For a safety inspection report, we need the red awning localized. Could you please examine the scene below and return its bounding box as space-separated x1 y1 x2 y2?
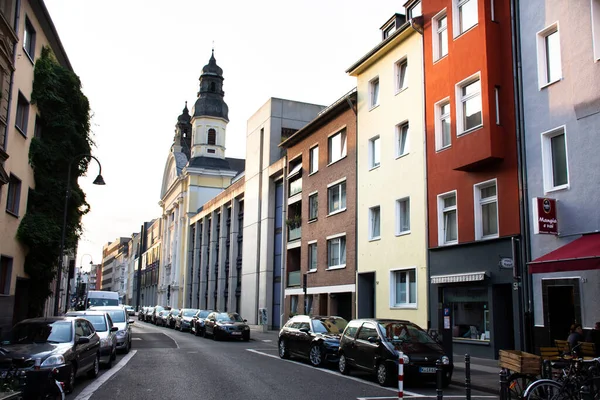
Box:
529 233 600 273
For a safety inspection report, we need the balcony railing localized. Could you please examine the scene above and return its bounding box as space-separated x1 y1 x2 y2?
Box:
287 271 301 287
288 226 301 241
289 177 302 197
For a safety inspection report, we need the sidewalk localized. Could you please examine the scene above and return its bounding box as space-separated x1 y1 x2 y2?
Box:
249 327 500 394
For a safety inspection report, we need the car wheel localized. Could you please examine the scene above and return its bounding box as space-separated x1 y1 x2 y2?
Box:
309 344 325 367
105 353 113 369
111 346 117 361
194 325 200 336
66 362 77 393
278 339 290 359
88 354 99 379
202 328 209 338
213 329 219 341
339 353 351 375
124 339 130 354
376 362 392 386
243 333 250 342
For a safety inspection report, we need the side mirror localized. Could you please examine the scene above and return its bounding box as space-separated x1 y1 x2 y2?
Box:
110 326 118 332
243 319 247 323
76 337 90 345
367 336 380 343
299 328 310 334
128 319 135 324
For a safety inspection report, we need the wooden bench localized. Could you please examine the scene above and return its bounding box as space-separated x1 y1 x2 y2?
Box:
555 339 571 354
539 346 561 361
578 341 596 357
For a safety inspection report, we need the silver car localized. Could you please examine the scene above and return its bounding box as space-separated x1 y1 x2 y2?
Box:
90 306 133 353
65 310 117 368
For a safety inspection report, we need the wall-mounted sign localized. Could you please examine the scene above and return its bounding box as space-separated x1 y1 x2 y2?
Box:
499 257 514 269
532 197 558 235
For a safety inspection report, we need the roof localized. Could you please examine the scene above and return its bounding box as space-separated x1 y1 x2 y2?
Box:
529 233 600 273
187 156 245 174
32 0 73 70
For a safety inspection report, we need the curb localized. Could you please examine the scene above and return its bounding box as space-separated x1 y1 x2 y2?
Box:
450 380 498 395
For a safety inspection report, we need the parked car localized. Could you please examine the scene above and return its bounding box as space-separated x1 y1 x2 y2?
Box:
65 310 117 368
278 315 348 367
151 306 166 324
203 312 250 341
191 310 213 336
0 317 100 393
90 306 134 353
175 309 198 331
166 308 180 329
122 305 135 317
155 310 169 327
338 319 453 387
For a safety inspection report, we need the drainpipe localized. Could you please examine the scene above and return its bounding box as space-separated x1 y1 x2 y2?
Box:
510 0 533 352
346 92 357 318
280 158 287 328
255 128 264 325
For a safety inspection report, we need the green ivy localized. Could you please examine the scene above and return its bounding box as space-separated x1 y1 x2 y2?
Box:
16 46 94 317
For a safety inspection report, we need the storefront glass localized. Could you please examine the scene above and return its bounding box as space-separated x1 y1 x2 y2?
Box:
445 286 490 342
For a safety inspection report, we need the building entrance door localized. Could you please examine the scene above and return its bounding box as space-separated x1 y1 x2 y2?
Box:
547 285 575 345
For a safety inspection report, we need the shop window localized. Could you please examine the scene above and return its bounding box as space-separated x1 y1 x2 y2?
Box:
446 286 490 342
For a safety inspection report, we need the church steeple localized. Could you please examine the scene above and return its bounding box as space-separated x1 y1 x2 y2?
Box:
172 101 192 159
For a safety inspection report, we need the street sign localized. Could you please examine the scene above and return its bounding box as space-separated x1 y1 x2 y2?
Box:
532 197 558 235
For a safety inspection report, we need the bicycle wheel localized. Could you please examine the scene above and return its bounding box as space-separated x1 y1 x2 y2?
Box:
524 380 568 400
508 373 537 400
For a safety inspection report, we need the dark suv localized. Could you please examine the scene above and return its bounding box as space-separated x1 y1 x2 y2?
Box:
338 319 453 387
278 315 348 367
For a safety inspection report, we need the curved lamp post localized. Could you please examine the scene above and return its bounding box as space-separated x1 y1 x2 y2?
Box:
54 154 105 316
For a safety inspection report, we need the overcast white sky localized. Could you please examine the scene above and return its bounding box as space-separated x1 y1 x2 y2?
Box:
44 0 405 271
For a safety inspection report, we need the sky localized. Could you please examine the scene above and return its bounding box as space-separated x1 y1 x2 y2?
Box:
43 0 406 271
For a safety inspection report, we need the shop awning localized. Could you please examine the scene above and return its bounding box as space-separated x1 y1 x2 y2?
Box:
287 163 302 179
528 233 600 274
430 271 488 284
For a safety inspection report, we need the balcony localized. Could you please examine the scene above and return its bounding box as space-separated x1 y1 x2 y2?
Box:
287 271 301 287
288 225 301 242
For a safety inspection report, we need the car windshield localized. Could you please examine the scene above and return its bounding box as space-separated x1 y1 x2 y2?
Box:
198 311 211 318
155 306 164 312
82 315 107 332
9 321 73 344
216 313 243 322
105 310 126 323
379 322 436 344
87 298 119 307
312 317 348 334
182 309 196 317
171 310 180 316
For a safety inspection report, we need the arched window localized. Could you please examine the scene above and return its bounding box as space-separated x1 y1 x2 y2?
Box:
210 82 216 92
207 129 216 145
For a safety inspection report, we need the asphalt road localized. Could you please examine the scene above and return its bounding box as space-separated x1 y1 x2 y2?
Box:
66 320 499 400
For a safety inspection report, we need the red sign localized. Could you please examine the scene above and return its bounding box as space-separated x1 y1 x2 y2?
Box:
532 197 558 235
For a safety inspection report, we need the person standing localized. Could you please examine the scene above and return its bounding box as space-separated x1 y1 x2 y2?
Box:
585 321 600 356
567 323 584 351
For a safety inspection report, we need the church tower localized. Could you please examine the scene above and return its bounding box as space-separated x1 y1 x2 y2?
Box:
190 50 229 159
172 101 192 159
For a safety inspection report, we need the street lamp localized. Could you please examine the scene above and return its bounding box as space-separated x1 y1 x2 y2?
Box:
54 154 105 316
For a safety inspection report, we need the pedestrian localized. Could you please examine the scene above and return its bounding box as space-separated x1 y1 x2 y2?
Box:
567 323 584 351
585 321 600 356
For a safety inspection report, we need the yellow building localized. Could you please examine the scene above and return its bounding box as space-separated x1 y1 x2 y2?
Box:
347 14 428 327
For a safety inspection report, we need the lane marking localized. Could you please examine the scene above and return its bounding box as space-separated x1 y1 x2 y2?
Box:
246 349 422 396
357 397 497 400
74 350 137 400
132 322 180 348
161 331 180 349
262 339 273 343
132 337 142 341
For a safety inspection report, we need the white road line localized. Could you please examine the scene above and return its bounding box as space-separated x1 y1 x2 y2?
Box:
246 349 422 397
357 397 498 399
261 339 273 342
74 350 137 400
131 337 142 340
158 331 180 349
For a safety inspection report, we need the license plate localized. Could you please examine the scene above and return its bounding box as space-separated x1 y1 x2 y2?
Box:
419 367 436 373
231 332 242 335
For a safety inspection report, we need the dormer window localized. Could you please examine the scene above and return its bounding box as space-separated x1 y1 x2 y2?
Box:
383 24 396 39
407 1 422 19
207 128 216 145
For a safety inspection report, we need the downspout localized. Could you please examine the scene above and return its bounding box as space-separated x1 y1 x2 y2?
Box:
280 159 287 328
346 92 357 319
255 128 264 325
510 0 533 352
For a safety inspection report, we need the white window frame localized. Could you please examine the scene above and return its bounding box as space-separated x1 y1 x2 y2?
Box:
308 241 317 272
453 0 478 37
408 1 422 19
369 135 381 169
396 197 411 236
435 97 451 151
328 129 347 165
23 17 36 61
369 205 381 241
536 22 562 89
593 0 600 61
474 179 499 240
495 86 500 125
395 121 409 158
437 190 458 246
455 72 483 135
433 9 448 62
491 0 496 21
369 77 380 109
326 234 346 270
309 145 319 174
327 179 347 215
390 267 417 308
541 125 570 193
395 57 408 93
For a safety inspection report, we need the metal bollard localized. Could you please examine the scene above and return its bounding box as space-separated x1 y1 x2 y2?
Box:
499 367 509 400
398 351 404 400
436 359 443 400
465 354 471 400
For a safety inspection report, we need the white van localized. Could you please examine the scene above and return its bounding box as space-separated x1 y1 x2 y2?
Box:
86 290 120 308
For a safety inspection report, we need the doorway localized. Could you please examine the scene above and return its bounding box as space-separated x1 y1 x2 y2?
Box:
357 272 375 318
547 285 576 344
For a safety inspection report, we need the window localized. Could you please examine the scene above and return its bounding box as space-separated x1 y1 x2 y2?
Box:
383 24 396 39
593 0 600 61
34 115 42 139
6 174 21 216
23 17 36 60
447 286 490 341
305 295 313 314
327 235 346 269
408 1 422 19
434 11 448 60
435 99 451 150
541 126 569 192
207 128 216 145
309 146 318 174
495 87 500 125
369 136 380 169
308 193 318 221
0 256 12 295
327 181 346 214
357 323 377 341
456 76 482 134
308 243 317 271
396 122 409 157
369 206 381 240
290 296 298 314
396 198 410 234
369 77 379 108
15 92 29 135
474 180 498 240
395 58 408 92
455 0 478 36
328 129 347 164
537 23 562 88
391 268 417 307
438 191 457 245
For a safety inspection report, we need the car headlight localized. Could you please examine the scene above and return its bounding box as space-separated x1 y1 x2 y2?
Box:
41 355 65 367
100 338 111 347
244 326 250 331
395 351 410 364
116 330 126 338
442 356 450 365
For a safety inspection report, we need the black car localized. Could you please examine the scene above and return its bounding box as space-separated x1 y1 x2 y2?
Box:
166 309 180 329
338 319 453 387
278 315 348 367
203 312 250 341
190 310 213 336
0 317 101 393
175 309 198 331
